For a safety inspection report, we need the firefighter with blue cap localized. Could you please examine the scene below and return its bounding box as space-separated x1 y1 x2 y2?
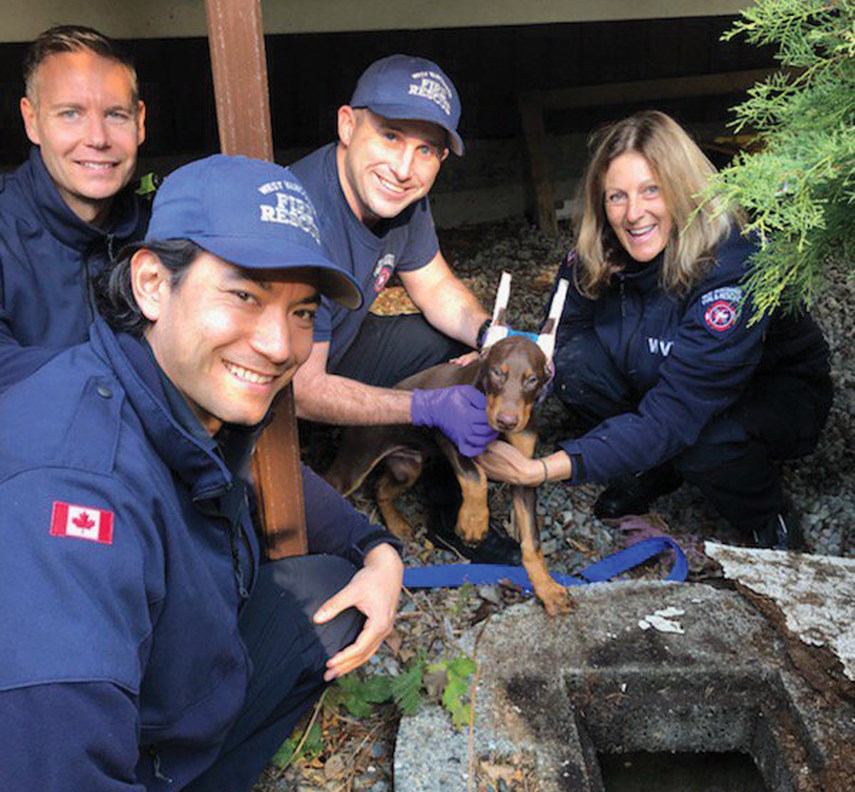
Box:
0 154 405 792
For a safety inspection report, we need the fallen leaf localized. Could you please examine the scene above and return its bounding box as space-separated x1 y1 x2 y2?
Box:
384 629 403 657
323 754 347 781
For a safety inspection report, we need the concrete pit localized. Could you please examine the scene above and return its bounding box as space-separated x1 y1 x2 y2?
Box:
395 557 854 792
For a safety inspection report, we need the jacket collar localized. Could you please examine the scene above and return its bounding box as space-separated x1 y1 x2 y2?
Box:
23 146 144 252
89 317 235 501
614 228 754 295
614 250 664 293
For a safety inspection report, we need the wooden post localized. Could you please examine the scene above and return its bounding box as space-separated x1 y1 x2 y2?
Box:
518 92 558 235
204 0 307 558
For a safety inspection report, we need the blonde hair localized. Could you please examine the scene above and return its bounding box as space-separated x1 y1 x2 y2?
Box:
575 111 737 298
23 25 139 106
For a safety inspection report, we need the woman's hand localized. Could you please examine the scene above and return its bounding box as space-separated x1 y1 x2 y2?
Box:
478 443 573 487
477 440 543 486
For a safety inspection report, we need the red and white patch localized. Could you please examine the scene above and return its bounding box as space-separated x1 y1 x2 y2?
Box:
704 300 738 333
372 253 396 293
50 501 114 545
373 266 392 292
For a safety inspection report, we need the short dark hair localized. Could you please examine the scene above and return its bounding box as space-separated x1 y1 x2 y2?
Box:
23 25 139 103
94 240 203 336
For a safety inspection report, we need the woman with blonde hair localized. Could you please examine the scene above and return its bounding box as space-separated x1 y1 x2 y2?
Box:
480 111 831 548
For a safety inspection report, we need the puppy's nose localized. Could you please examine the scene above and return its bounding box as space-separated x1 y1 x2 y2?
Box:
496 413 519 432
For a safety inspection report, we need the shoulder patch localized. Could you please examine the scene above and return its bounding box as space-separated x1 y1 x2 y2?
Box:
50 501 114 545
700 286 743 334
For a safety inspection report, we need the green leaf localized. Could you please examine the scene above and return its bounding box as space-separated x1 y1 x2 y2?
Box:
134 172 159 197
391 656 426 715
446 655 477 679
438 654 478 730
703 0 855 315
327 674 375 718
272 719 324 768
361 674 394 704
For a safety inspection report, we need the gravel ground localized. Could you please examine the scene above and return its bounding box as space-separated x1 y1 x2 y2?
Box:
253 218 852 792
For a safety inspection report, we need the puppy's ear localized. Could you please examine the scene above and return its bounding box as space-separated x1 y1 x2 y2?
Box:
475 353 493 393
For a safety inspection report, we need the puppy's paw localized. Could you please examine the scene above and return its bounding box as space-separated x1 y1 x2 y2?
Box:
382 511 415 541
455 502 489 545
533 578 573 616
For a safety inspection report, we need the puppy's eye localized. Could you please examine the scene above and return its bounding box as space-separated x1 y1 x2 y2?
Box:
525 374 540 389
490 366 506 382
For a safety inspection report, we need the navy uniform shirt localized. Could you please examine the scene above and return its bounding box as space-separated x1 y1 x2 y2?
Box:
290 143 438 368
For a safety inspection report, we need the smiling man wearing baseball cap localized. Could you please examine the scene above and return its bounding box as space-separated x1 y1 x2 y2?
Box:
0 154 404 792
290 54 520 564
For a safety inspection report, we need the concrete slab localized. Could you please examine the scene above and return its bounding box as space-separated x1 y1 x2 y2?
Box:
394 581 854 792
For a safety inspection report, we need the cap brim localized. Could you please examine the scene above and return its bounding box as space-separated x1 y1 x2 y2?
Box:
193 234 364 310
360 101 464 156
119 236 364 311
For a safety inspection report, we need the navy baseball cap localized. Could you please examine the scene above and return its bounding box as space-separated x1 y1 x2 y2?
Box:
142 154 362 309
349 54 464 156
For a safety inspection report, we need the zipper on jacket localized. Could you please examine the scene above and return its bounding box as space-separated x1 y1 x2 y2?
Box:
619 274 644 378
228 522 250 602
106 233 117 263
148 745 173 783
82 247 95 325
83 234 119 325
241 489 260 591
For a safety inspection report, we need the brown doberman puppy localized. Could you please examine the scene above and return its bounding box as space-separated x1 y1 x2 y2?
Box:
324 334 572 615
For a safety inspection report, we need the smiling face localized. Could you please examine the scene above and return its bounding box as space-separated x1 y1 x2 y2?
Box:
20 49 145 226
136 251 319 436
336 107 447 226
603 151 673 264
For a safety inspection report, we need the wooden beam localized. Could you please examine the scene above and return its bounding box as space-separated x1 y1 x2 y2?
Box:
535 68 783 110
205 0 307 559
518 68 783 234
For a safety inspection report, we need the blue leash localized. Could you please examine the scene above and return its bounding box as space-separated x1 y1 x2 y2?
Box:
402 536 688 592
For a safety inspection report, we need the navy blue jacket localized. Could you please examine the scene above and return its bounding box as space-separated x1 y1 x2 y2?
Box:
0 318 394 791
556 230 828 484
0 147 147 389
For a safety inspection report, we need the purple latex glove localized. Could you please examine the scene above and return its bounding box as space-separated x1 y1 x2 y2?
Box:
411 385 499 457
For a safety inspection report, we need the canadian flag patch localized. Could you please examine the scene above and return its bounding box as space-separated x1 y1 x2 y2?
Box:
50 501 114 545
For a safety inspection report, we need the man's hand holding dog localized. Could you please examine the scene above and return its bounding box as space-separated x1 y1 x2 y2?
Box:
411 384 499 456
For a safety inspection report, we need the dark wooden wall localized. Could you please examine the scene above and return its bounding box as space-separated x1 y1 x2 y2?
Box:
0 16 776 168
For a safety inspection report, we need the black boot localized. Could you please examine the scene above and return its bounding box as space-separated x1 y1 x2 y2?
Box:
423 461 521 565
426 501 522 565
752 506 805 551
593 465 682 520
